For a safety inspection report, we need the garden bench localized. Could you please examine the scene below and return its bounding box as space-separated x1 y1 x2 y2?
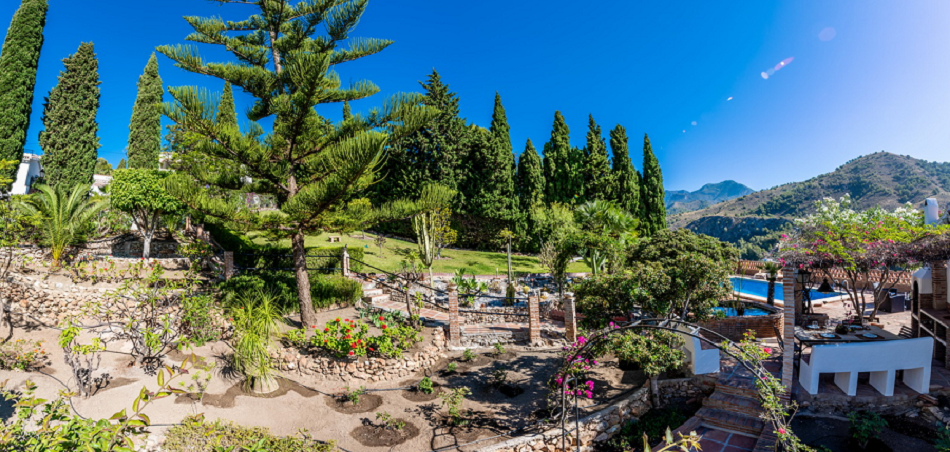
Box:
676 324 720 375
799 337 933 396
327 236 341 243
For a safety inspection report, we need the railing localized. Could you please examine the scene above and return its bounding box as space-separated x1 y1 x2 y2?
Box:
737 259 914 287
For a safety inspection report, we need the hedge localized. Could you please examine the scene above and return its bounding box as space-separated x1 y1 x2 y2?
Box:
219 271 363 314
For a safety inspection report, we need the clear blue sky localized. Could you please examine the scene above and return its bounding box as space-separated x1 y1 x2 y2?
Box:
2 0 949 191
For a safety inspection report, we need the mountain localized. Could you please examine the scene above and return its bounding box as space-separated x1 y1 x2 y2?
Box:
665 180 755 215
671 152 950 258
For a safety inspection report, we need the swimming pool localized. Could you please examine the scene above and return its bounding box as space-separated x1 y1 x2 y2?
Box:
712 306 772 317
729 277 845 301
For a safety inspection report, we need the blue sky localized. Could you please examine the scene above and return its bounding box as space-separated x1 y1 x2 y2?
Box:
2 1 948 191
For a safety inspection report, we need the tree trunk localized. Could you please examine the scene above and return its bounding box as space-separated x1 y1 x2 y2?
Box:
293 231 317 326
649 375 660 407
766 279 776 306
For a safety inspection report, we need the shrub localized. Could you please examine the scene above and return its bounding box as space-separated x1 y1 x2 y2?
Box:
605 407 687 451
446 362 458 373
848 411 887 448
418 377 434 394
179 294 224 347
219 271 297 314
163 415 337 452
375 412 405 431
439 387 472 426
936 425 950 452
313 318 370 357
310 274 362 309
462 349 476 362
230 289 284 390
0 339 48 371
493 343 506 356
343 386 366 404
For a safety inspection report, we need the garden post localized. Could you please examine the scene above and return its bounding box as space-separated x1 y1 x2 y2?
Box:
563 294 577 343
341 245 350 277
781 266 797 394
224 251 234 280
528 294 541 345
185 216 192 232
448 282 461 347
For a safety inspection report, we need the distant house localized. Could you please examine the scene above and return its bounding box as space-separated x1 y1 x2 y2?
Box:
11 153 42 195
91 174 112 195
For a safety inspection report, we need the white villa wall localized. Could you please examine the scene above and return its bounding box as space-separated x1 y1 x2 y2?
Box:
11 153 42 195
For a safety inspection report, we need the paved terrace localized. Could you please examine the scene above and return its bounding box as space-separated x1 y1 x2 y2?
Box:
371 298 566 335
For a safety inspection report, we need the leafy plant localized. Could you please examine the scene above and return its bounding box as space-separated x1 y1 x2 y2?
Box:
605 407 687 451
109 169 185 258
462 349 476 362
374 234 387 256
343 386 367 405
490 367 508 388
446 362 458 373
313 318 369 358
16 183 105 266
58 320 107 398
0 339 48 371
417 377 434 394
179 294 224 347
439 387 472 426
847 411 887 448
936 425 950 452
375 412 405 432
162 415 337 452
493 342 506 356
231 289 284 392
605 330 684 406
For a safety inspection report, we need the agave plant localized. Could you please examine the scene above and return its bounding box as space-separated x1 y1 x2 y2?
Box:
17 184 105 267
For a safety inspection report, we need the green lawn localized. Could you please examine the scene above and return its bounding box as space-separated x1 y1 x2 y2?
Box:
249 231 590 276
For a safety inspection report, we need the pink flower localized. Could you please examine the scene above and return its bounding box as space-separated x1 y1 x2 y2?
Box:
778 428 786 435
762 347 772 354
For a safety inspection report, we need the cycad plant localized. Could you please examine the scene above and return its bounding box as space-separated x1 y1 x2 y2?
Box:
231 289 284 394
17 184 104 266
762 261 781 306
158 0 434 327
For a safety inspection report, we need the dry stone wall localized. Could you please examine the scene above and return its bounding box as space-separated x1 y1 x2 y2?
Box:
1 273 119 325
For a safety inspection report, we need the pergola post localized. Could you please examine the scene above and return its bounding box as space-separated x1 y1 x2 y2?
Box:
781 266 798 394
447 282 461 348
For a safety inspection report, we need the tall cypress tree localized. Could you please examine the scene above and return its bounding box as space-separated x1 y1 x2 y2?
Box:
218 81 236 126
543 111 571 204
0 0 48 185
609 125 640 216
517 139 544 210
38 42 100 190
126 53 163 169
465 94 515 221
582 114 612 201
116 158 127 170
639 133 667 236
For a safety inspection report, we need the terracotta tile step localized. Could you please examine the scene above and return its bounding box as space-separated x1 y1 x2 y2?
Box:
752 432 778 452
696 408 765 437
704 392 764 417
651 416 704 452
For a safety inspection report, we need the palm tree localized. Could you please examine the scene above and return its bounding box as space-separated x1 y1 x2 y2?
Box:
18 184 105 266
575 200 638 274
762 262 781 306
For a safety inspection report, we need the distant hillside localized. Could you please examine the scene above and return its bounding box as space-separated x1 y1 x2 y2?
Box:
665 180 755 215
671 152 950 258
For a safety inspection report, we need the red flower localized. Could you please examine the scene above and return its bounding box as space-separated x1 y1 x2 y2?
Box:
345 334 351 339
379 316 384 321
344 318 349 322
348 351 354 355
369 347 374 352
381 324 388 330
351 343 357 348
324 328 330 332
311 325 316 329
357 339 362 343
335 317 341 322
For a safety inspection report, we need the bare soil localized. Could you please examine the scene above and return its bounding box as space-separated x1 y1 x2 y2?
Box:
350 420 420 447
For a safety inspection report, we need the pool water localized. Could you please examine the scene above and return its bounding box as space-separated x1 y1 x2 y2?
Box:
712 307 772 317
729 277 845 302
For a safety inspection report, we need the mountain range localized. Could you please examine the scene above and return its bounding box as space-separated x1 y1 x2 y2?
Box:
669 152 950 258
665 180 754 215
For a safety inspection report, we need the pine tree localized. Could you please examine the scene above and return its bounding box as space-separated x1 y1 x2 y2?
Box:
116 158 127 170
38 42 100 190
94 157 112 175
342 101 352 121
609 125 640 216
374 70 469 203
126 53 163 169
0 0 48 185
218 82 236 126
543 111 572 204
639 134 667 236
581 114 612 202
159 0 433 327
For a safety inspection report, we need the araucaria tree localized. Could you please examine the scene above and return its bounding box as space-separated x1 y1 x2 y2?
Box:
159 0 433 326
110 169 184 259
639 134 666 236
0 0 48 185
39 42 100 190
126 53 163 169
609 125 640 217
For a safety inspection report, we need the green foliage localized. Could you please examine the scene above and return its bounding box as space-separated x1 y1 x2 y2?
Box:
582 114 613 202
605 407 687 451
375 412 405 431
158 0 434 327
0 339 48 371
310 275 362 310
543 111 575 204
218 82 236 126
343 386 367 405
109 169 184 258
604 330 684 377
936 425 950 452
446 361 458 373
463 94 516 225
219 272 296 312
126 53 163 169
17 183 105 265
439 387 472 426
116 158 126 170
412 184 456 273
462 349 476 362
39 42 100 191
574 200 637 274
0 0 48 186
309 317 421 359
230 289 284 389
609 125 640 217
515 139 546 251
179 294 223 347
94 158 112 176
493 342 506 356
490 367 508 387
418 376 434 394
162 415 337 452
639 134 667 236
847 411 887 448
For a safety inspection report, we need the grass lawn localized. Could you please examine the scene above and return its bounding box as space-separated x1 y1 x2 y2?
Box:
248 231 590 275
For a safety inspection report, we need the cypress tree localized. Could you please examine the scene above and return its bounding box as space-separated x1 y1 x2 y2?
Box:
218 82 236 126
116 158 127 170
542 111 571 204
38 42 100 190
609 125 640 216
464 94 516 223
126 53 163 169
568 146 585 202
639 134 667 236
0 0 48 185
581 114 612 201
517 139 544 210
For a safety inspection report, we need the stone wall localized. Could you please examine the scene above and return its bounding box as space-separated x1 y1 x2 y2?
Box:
476 377 711 452
1 273 119 325
699 306 783 341
274 328 449 383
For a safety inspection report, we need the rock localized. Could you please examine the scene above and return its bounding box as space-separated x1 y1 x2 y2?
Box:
594 433 609 442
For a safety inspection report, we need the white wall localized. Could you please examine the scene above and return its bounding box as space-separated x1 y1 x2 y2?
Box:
10 154 41 195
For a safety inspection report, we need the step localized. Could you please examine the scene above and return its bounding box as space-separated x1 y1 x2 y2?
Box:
704 392 764 418
695 407 765 437
716 377 760 398
363 294 390 303
363 288 384 297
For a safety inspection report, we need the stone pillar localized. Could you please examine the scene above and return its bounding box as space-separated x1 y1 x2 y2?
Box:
780 266 797 394
934 260 948 311
224 251 234 280
563 294 578 343
185 216 192 232
447 282 461 348
528 295 541 345
341 245 350 277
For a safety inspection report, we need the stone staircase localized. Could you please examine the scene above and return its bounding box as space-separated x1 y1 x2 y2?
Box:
695 380 766 436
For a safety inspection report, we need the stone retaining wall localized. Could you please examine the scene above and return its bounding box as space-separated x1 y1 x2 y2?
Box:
476 377 710 452
274 328 449 383
1 273 119 325
699 303 782 341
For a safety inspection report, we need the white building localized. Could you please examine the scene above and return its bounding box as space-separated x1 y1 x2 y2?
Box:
11 153 42 195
